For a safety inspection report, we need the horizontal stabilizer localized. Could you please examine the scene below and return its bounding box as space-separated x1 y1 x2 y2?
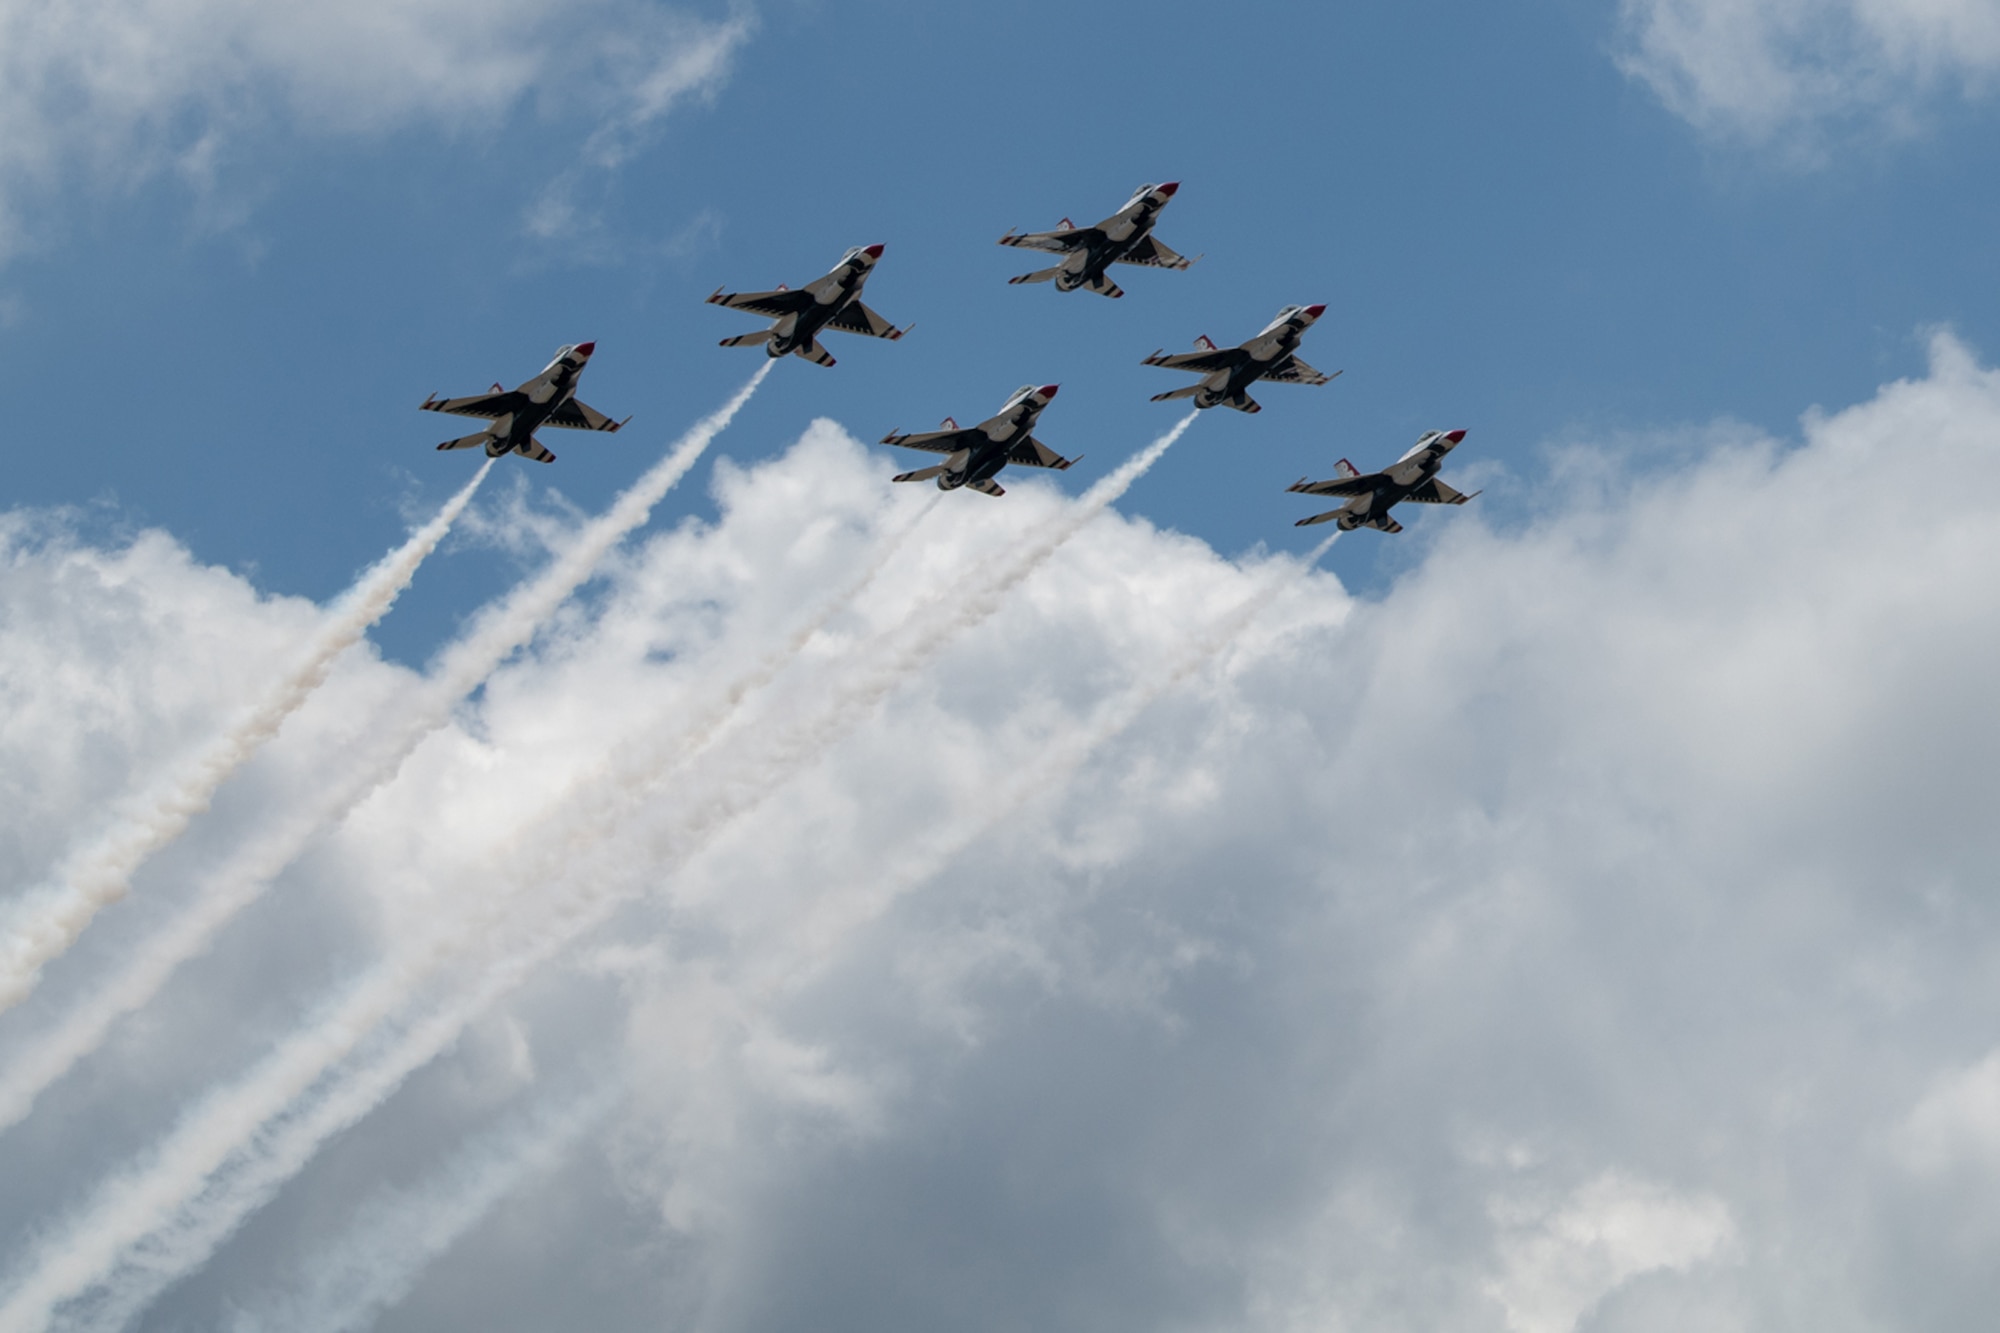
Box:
1149 385 1202 403
1223 392 1261 414
793 338 837 367
436 431 494 452
893 464 946 484
1008 267 1061 285
1083 271 1124 299
1295 510 1343 527
719 330 773 348
966 477 1006 497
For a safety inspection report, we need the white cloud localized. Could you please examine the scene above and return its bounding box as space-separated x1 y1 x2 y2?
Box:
8 336 2000 1329
1486 1174 1734 1333
1899 1048 2000 1174
1616 0 2000 143
0 0 750 258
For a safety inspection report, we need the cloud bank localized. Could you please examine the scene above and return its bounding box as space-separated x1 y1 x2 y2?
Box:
0 0 750 258
1617 0 2000 143
6 339 2000 1330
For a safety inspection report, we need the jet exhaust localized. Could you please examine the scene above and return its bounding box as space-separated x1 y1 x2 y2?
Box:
0 459 495 1017
230 1077 621 1333
0 405 1176 1328
747 528 1339 998
0 364 772 1138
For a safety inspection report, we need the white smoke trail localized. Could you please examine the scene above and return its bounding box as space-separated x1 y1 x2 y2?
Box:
227 528 1336 1333
0 366 767 1136
0 462 495 1017
0 414 1183 1332
226 1078 620 1333
755 530 1341 992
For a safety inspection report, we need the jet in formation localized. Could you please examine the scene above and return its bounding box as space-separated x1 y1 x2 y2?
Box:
1142 304 1336 413
707 244 909 367
422 343 627 464
1287 429 1478 532
882 384 1075 496
997 182 1195 298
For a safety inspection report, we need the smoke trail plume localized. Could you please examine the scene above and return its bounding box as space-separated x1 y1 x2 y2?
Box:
219 520 1336 1328
0 413 1180 1331
758 530 1341 991
0 462 494 1016
0 366 767 1134
227 1078 620 1333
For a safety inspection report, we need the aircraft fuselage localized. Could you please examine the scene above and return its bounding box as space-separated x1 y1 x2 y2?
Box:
936 396 1048 491
1056 189 1171 293
486 354 586 456
767 251 877 358
1197 312 1318 409
1335 431 1465 529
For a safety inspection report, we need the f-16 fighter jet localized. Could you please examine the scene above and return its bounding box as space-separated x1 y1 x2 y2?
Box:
421 342 627 464
997 182 1195 298
1288 429 1479 532
882 384 1075 497
706 244 908 367
1142 305 1336 413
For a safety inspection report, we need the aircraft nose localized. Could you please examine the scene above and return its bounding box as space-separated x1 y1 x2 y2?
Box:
862 243 885 258
1445 428 1467 443
1157 181 1180 196
1303 304 1326 319
1038 384 1060 399
573 341 596 357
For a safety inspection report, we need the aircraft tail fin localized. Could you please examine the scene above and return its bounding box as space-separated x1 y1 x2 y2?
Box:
1008 267 1061 285
1333 458 1361 480
719 330 773 349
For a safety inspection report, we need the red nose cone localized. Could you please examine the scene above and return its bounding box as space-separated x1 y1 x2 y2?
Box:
1445 428 1467 443
1038 384 1060 399
574 341 596 357
1303 304 1326 319
1157 181 1180 196
863 243 885 258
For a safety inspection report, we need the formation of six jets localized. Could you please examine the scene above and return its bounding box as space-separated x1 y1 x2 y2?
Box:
419 183 1479 533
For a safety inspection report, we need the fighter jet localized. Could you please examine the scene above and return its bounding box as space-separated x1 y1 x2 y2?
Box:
1142 305 1336 413
706 244 908 367
1288 429 1479 532
881 384 1075 497
421 342 627 464
997 182 1195 298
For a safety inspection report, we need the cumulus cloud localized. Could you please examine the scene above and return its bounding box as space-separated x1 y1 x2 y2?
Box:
1617 0 2000 143
7 338 2000 1330
0 0 750 258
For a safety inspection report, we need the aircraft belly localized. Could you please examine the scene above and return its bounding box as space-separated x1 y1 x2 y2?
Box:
965 442 1008 483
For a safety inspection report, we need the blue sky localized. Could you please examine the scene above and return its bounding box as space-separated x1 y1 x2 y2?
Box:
8 0 1996 663
8 4 2000 1331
